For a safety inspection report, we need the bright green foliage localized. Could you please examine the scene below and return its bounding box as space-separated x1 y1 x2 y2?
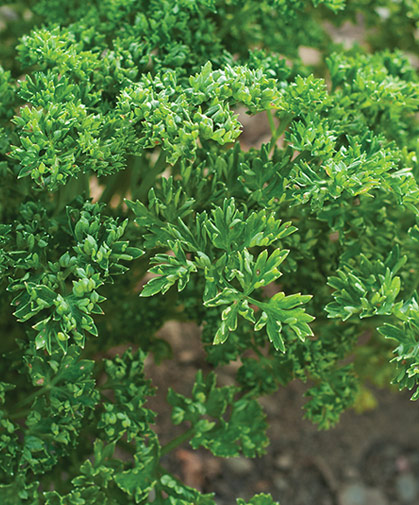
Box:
130 197 313 351
378 295 419 400
326 247 406 320
2 199 143 353
237 495 281 505
0 0 418 503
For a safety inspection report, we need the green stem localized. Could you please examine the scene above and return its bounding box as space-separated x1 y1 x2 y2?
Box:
9 408 30 420
406 273 419 300
98 154 145 206
160 426 195 457
12 368 65 413
155 487 163 501
268 112 293 156
98 380 121 391
135 150 167 202
266 110 276 136
117 438 136 455
13 386 48 411
250 340 266 360
98 173 120 205
54 173 90 215
291 151 311 167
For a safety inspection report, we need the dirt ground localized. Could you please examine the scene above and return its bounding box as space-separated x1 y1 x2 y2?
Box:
144 321 419 505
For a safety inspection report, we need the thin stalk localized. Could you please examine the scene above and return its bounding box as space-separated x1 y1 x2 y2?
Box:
117 438 136 455
155 487 164 501
160 426 195 457
98 155 144 206
406 271 419 300
54 173 90 215
9 409 29 420
98 173 121 205
250 340 266 360
98 380 122 392
290 151 311 167
13 386 48 411
268 112 293 156
12 367 65 413
136 150 167 201
266 109 277 136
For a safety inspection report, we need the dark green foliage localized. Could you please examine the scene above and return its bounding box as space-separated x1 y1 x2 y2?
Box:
0 0 418 503
168 371 269 457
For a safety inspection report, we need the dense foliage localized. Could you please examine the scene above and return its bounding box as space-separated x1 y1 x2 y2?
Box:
0 0 418 503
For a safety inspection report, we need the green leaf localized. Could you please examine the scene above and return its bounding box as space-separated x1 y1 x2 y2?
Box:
237 494 281 505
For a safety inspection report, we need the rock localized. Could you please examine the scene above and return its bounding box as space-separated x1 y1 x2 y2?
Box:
258 396 280 415
339 483 367 505
272 475 288 491
0 6 19 21
224 456 253 475
339 483 389 505
299 46 321 66
254 479 270 492
395 456 411 473
175 448 204 489
178 349 197 363
396 473 419 503
342 466 359 479
216 371 235 386
274 453 293 470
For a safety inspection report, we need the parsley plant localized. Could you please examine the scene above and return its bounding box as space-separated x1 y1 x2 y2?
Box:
0 1 418 503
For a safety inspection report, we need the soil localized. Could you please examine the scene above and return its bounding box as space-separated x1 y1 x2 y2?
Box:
144 321 419 505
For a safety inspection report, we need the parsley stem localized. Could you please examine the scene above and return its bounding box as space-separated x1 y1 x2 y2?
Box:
291 151 310 166
9 408 29 420
266 109 277 136
54 173 90 214
268 112 293 156
13 385 48 410
160 426 195 457
98 172 120 204
136 150 167 201
117 438 136 455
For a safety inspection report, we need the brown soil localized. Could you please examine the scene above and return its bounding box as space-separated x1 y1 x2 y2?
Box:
144 321 419 505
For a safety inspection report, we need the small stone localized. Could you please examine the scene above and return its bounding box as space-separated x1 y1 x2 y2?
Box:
396 473 419 503
216 372 235 386
178 350 196 363
339 483 367 505
339 484 389 505
258 396 279 415
396 456 411 473
255 479 270 492
225 456 253 475
274 453 293 470
273 475 288 491
343 466 359 479
299 46 321 66
0 6 19 21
